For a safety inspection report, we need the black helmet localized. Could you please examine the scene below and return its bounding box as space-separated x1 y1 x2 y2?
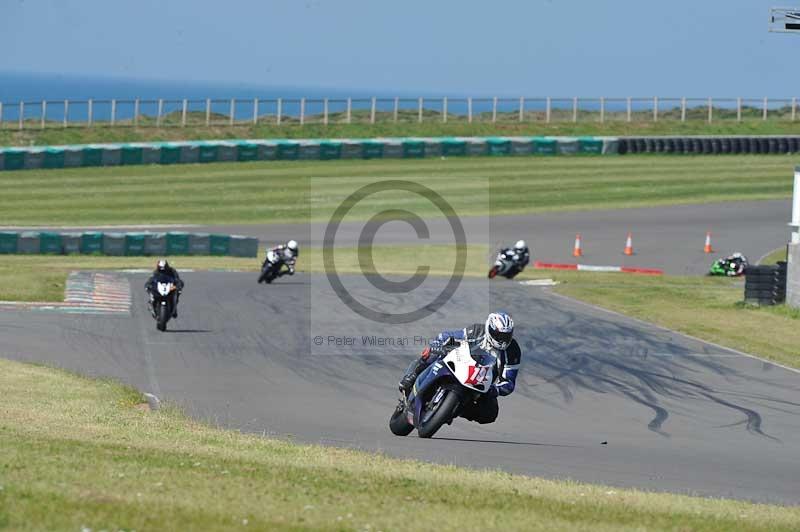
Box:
157 259 169 272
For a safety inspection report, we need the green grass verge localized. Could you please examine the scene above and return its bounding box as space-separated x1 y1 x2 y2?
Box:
4 118 800 147
758 246 788 265
0 256 260 302
0 156 794 225
2 357 798 531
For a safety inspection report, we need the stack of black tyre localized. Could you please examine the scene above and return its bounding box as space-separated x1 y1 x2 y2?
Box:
744 262 788 305
617 136 800 155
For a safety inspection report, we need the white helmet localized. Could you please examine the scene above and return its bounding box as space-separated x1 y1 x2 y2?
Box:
287 240 298 251
515 240 527 251
485 311 514 350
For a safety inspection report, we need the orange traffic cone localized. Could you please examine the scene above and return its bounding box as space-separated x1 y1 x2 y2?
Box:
623 232 634 256
704 231 713 254
573 234 583 257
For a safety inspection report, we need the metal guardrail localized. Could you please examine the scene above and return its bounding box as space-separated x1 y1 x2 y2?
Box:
1 96 799 130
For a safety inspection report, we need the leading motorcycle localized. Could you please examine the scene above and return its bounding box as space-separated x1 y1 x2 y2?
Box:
389 340 498 438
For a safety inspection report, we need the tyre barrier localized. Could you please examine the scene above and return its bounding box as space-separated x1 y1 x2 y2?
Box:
614 136 800 155
0 136 618 171
744 262 787 306
4 136 799 170
0 231 259 257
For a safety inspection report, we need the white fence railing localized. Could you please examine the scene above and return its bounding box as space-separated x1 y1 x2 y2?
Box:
1 96 798 129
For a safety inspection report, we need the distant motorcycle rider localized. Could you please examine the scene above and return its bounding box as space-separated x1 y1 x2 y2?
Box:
144 259 184 318
262 240 299 278
398 312 520 424
494 240 530 279
710 252 748 277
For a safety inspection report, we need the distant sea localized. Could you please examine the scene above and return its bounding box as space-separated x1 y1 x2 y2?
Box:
0 71 397 102
2 71 669 123
0 71 485 122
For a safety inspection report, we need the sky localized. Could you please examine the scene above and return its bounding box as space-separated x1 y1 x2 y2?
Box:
0 0 797 96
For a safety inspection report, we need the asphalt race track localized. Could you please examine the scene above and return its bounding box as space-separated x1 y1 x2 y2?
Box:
5 199 791 275
2 271 800 504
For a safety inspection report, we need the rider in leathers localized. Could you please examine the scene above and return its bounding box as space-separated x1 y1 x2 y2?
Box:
261 240 298 280
398 312 520 424
144 259 184 318
497 240 530 278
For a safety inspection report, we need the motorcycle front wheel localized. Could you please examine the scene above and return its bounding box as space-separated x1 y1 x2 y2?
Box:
389 402 414 436
417 386 461 438
488 266 499 279
157 304 169 332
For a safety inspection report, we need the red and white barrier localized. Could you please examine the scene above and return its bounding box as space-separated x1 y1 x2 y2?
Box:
533 260 663 276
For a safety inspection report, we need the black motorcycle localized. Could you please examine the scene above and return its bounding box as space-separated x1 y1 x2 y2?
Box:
258 255 295 284
488 249 522 279
147 273 178 331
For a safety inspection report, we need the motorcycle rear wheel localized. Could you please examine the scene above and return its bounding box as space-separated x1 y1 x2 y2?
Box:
417 387 461 438
389 402 414 436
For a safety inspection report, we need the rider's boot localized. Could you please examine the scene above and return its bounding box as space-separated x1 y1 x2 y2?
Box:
398 351 432 394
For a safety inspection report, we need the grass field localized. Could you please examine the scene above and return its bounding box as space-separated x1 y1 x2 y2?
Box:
2 357 798 532
0 155 794 225
4 118 800 147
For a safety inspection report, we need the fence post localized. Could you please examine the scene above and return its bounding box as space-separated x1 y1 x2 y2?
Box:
793 97 797 122
277 98 282 125
681 97 686 122
707 97 713 123
346 97 352 124
492 97 497 123
518 97 524 122
418 97 423 123
64 100 69 127
229 98 235 126
300 97 305 125
393 97 399 122
573 97 578 123
443 97 448 123
546 97 551 123
87 99 93 128
156 98 162 127
653 96 658 122
18 101 24 130
600 97 605 123
120 98 125 127
204 98 210 126
468 97 473 123
131 99 139 128
182 99 188 127
737 97 742 122
323 98 328 126
41 100 47 129
763 97 768 121
370 97 376 124
0 102 3 128
109 99 116 126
